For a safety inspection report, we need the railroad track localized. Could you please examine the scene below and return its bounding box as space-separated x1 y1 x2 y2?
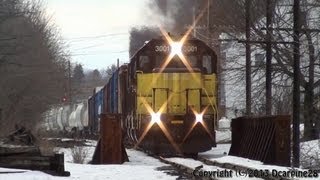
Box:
157 155 218 180
141 151 292 180
140 150 233 180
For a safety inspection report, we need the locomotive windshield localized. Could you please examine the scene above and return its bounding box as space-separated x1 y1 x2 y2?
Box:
137 54 214 74
155 55 198 69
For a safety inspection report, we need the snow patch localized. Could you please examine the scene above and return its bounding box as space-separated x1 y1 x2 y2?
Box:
218 117 231 129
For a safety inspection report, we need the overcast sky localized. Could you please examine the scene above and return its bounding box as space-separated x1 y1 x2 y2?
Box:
45 0 148 69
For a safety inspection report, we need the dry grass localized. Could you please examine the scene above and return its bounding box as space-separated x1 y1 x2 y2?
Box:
71 146 88 164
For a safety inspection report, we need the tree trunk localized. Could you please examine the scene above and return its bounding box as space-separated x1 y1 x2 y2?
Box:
303 25 317 140
303 84 316 140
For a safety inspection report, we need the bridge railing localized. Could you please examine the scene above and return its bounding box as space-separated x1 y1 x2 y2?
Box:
229 115 291 166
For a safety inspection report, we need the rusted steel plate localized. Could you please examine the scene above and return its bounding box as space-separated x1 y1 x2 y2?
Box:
99 113 128 164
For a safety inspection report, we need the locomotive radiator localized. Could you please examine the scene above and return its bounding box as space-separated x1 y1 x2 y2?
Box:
229 115 291 166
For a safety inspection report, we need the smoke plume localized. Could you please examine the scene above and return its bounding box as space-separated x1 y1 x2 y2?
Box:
129 0 267 57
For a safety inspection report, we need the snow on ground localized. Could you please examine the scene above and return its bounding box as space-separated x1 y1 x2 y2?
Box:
0 163 175 180
1 136 320 179
153 143 231 166
164 144 262 179
216 117 232 143
63 163 175 180
213 156 290 171
0 140 177 180
125 149 165 166
216 130 231 143
65 147 178 180
60 147 177 180
200 143 231 158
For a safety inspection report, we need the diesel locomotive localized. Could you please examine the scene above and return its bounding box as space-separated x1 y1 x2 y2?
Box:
88 34 218 155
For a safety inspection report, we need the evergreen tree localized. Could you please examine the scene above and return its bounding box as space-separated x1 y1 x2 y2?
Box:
73 64 85 85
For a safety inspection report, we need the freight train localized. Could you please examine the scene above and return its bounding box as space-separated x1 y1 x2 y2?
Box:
88 34 218 155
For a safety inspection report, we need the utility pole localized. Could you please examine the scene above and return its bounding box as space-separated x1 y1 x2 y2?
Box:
266 0 273 115
0 108 2 128
245 0 252 115
68 60 72 104
293 0 300 168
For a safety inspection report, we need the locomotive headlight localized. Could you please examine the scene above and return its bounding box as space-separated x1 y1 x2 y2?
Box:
151 112 161 124
170 42 183 56
195 113 203 123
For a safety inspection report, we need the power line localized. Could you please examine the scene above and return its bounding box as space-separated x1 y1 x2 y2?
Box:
71 43 106 51
65 33 128 41
70 50 128 56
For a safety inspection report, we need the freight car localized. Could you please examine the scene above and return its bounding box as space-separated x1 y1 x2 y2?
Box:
88 34 218 156
44 101 89 132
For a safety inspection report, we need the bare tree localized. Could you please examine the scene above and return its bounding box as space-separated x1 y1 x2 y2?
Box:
224 0 320 140
0 0 69 135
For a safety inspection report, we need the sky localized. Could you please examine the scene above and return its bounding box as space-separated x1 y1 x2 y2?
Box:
45 0 148 69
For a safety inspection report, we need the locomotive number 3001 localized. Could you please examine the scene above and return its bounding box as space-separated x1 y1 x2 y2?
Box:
155 45 198 53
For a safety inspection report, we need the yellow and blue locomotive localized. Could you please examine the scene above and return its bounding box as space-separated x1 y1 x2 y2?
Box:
89 34 218 155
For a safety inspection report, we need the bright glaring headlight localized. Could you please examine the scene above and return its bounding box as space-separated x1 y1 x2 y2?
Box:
170 42 183 56
151 112 161 124
195 114 203 123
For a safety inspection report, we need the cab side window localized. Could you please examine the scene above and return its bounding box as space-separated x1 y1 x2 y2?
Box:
187 55 198 67
138 56 150 72
202 55 212 74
